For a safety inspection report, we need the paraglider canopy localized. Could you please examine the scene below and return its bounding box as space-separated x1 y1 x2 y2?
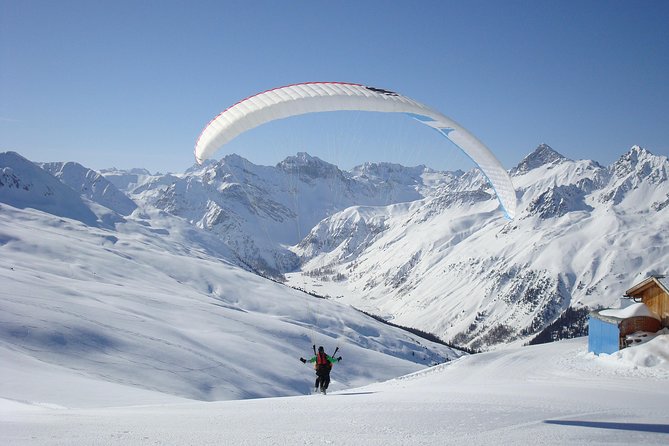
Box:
194 82 516 219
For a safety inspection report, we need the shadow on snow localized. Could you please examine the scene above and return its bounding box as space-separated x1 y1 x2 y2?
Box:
544 420 669 434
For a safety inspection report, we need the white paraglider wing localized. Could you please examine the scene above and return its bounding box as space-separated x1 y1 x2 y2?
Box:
194 82 516 219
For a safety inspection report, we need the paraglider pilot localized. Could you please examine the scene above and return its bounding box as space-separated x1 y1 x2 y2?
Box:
300 345 342 394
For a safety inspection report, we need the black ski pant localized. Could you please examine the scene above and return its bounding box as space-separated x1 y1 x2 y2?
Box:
315 366 331 390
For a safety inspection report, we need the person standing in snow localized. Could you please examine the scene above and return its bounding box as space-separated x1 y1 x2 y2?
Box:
300 345 342 394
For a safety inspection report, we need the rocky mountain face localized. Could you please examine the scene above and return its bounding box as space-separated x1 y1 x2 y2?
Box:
2 144 667 351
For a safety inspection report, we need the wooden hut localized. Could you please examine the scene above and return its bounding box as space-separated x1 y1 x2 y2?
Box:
624 275 669 327
588 275 667 355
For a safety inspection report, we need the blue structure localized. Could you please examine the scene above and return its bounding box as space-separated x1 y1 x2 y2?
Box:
588 312 621 354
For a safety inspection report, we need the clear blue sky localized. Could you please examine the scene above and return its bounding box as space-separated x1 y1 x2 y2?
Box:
1 0 668 173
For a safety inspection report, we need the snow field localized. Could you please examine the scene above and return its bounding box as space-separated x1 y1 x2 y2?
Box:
2 148 669 444
2 338 668 445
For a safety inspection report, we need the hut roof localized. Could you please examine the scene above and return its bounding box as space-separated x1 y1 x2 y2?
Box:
625 276 669 298
599 302 660 321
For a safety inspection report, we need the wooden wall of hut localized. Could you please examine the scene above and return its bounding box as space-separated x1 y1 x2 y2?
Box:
620 316 662 339
640 288 669 327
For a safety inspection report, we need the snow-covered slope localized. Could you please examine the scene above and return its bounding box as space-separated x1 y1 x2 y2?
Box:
0 151 461 403
0 203 460 401
2 147 668 445
2 337 668 445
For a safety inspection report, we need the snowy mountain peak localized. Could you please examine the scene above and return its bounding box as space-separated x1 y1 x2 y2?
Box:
184 159 216 174
0 151 100 226
352 161 427 176
276 152 343 179
100 167 152 176
598 146 669 205
350 161 432 184
100 167 156 193
513 144 567 174
611 145 667 178
613 146 667 183
628 144 653 160
213 153 253 170
41 161 137 216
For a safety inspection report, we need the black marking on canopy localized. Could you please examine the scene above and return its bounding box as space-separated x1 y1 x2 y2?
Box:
365 86 399 96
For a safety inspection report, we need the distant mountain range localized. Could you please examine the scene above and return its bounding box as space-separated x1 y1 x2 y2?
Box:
287 145 669 350
2 144 667 351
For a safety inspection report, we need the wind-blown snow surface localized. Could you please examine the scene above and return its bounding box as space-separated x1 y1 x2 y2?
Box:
0 151 461 405
0 204 459 402
2 337 668 445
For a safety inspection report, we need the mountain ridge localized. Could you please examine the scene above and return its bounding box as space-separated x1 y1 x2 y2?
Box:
2 144 667 352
